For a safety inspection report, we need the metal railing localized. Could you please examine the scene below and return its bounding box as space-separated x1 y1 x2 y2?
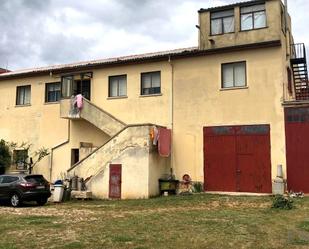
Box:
291 43 306 60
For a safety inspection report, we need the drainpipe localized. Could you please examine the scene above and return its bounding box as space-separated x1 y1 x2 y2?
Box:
168 55 174 176
49 120 71 182
284 0 288 34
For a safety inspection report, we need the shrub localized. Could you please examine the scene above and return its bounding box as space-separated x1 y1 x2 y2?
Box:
0 139 11 174
272 195 293 210
192 182 204 193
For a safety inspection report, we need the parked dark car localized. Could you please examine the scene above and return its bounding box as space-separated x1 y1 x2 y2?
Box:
0 174 51 207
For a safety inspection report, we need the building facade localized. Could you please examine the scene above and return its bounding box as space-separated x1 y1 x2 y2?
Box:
0 0 308 198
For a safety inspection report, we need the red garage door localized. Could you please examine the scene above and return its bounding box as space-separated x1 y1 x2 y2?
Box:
204 125 272 193
285 107 309 193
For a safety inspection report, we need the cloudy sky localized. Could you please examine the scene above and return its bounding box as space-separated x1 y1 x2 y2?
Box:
0 0 308 70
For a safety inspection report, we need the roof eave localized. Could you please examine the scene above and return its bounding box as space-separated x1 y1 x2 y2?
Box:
198 0 267 13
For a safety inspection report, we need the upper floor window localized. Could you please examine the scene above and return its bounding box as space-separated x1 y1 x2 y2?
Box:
16 85 31 105
222 62 246 88
241 4 266 31
141 71 161 95
109 75 127 97
45 82 61 103
211 9 234 35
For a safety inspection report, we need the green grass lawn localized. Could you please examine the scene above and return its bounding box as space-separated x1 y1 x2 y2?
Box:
0 194 308 249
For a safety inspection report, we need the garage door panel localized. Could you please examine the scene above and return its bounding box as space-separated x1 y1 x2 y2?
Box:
204 125 271 193
204 135 236 191
285 107 309 193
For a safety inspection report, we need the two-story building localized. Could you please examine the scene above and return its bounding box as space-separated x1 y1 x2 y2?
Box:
0 0 308 198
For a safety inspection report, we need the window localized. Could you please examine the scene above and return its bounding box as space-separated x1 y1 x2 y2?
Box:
108 75 127 97
211 9 234 35
13 149 28 170
2 176 19 184
241 4 266 31
45 82 61 102
141 71 161 95
71 149 79 166
222 62 246 88
287 67 292 94
61 76 73 98
16 85 31 105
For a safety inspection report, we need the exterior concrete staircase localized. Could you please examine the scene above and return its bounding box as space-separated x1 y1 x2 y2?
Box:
60 97 126 137
67 124 157 199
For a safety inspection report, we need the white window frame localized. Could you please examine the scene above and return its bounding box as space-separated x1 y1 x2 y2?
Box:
240 4 267 31
108 75 127 97
16 85 31 106
141 71 161 95
210 9 235 35
221 62 247 88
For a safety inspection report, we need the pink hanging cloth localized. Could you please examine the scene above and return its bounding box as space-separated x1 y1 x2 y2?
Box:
158 128 172 157
76 94 83 110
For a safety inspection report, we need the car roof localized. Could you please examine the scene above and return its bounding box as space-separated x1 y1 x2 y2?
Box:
0 174 43 177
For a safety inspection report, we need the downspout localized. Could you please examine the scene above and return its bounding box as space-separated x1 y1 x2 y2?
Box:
49 120 71 181
168 55 174 176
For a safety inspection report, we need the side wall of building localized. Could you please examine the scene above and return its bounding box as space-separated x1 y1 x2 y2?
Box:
172 46 286 182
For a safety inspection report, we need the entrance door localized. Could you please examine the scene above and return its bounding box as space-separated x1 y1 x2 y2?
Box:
109 164 122 199
285 107 309 193
204 125 272 193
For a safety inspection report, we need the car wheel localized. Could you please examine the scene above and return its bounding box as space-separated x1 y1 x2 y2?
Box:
10 193 22 207
36 198 48 206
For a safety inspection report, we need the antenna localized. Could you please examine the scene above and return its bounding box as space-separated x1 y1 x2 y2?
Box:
5 59 8 72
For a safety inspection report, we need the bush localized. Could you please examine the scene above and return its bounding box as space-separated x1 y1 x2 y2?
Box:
272 195 293 210
192 182 204 193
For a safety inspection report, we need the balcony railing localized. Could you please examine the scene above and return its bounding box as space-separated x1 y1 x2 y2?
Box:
291 43 306 62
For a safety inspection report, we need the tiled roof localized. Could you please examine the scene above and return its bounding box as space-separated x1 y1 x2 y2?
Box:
0 47 198 79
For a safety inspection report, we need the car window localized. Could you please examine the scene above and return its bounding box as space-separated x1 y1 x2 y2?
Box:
24 175 46 184
0 176 3 184
2 176 19 184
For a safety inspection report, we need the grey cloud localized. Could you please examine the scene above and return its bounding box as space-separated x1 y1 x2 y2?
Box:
0 0 308 70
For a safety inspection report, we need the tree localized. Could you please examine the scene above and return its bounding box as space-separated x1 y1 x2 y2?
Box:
0 140 12 175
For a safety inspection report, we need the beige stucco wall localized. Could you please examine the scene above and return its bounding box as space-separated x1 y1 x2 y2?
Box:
0 75 109 181
148 145 170 197
199 0 282 50
172 46 286 182
0 45 287 192
70 125 167 199
91 62 172 127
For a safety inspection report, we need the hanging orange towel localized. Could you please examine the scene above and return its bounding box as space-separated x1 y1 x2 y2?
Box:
158 128 171 157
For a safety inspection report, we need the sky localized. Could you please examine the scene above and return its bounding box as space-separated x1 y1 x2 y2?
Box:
0 0 308 70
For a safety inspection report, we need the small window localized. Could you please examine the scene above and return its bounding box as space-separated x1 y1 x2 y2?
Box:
241 4 266 31
222 62 246 88
16 85 31 105
109 75 127 97
211 9 234 35
141 71 161 95
287 67 292 94
71 149 79 166
45 82 61 103
13 149 28 170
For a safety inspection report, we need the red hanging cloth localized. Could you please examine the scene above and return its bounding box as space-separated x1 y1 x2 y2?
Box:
158 128 171 157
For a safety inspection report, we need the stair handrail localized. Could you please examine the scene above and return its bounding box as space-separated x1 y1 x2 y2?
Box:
81 97 126 126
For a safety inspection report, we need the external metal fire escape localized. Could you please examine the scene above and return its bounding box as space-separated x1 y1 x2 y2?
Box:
290 43 309 100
